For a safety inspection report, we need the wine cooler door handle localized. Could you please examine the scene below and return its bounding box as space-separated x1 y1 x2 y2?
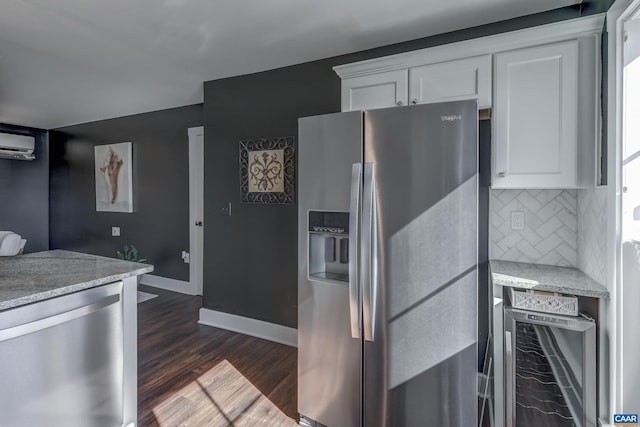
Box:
348 163 362 339
505 330 514 427
362 162 377 342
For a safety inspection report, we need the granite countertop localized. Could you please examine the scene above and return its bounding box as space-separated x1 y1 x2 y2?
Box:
490 259 609 299
0 250 153 311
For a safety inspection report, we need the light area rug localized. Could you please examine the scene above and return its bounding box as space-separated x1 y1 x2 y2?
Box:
137 291 158 304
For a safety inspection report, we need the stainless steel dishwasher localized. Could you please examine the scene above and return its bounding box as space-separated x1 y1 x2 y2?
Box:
0 281 124 427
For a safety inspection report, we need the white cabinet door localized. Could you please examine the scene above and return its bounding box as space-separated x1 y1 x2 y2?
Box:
409 55 491 108
493 40 578 188
341 70 408 111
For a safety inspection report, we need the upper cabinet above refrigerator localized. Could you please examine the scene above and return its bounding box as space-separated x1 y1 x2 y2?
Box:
340 70 409 111
409 55 491 108
338 56 490 111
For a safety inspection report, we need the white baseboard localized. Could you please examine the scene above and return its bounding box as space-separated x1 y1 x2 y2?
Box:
139 274 195 295
198 308 297 347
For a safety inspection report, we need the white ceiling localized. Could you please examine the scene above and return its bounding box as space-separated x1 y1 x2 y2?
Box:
1 0 578 129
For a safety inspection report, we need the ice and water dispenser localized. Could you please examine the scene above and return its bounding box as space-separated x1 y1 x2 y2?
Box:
307 211 349 283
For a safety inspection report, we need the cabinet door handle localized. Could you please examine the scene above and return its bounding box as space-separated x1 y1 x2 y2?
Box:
396 100 403 106
411 98 419 104
498 172 506 178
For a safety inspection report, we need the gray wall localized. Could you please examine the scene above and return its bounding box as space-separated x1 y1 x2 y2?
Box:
49 104 203 281
0 123 49 253
203 62 337 328
202 5 608 328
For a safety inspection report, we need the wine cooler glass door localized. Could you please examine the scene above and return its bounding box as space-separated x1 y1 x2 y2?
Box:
504 308 596 427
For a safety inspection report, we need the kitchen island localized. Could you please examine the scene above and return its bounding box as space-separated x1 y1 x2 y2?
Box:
0 250 153 427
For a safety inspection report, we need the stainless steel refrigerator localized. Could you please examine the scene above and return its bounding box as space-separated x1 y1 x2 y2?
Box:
297 100 479 427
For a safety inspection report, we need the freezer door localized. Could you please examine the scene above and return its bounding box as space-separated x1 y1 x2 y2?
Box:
363 101 479 427
298 111 363 427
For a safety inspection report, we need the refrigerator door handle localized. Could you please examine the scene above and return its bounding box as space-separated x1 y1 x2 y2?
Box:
348 163 362 339
362 163 377 342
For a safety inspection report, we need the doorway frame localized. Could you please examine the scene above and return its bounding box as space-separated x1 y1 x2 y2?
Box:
606 0 640 423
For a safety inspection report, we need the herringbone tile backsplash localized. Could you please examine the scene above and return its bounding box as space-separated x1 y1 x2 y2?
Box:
490 190 578 267
578 187 607 285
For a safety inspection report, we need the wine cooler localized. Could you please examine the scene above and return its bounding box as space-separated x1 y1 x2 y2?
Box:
504 308 596 427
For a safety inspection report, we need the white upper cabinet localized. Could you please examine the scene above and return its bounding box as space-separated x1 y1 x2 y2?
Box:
334 15 603 189
493 41 578 188
409 55 491 108
339 57 489 111
492 35 599 189
341 70 408 111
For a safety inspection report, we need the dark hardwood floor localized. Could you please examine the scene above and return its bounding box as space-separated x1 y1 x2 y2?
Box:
137 285 298 426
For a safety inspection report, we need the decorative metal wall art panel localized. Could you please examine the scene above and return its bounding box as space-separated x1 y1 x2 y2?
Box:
239 137 295 204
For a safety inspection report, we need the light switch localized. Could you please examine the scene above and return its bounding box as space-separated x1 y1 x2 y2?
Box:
112 226 121 237
220 202 232 216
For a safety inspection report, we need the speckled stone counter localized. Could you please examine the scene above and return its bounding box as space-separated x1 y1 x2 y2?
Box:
490 259 609 299
0 249 153 311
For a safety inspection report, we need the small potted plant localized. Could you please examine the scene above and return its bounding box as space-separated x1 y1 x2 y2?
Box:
116 244 147 263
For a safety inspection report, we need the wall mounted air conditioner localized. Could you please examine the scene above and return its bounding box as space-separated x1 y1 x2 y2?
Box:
0 132 35 161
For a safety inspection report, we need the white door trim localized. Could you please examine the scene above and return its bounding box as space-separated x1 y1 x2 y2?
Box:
606 0 640 422
188 126 204 296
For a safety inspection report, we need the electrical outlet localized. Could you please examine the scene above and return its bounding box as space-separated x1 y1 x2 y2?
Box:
511 212 525 230
182 251 190 264
111 226 121 237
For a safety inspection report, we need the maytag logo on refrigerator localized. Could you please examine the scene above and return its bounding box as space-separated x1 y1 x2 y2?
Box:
614 414 639 425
